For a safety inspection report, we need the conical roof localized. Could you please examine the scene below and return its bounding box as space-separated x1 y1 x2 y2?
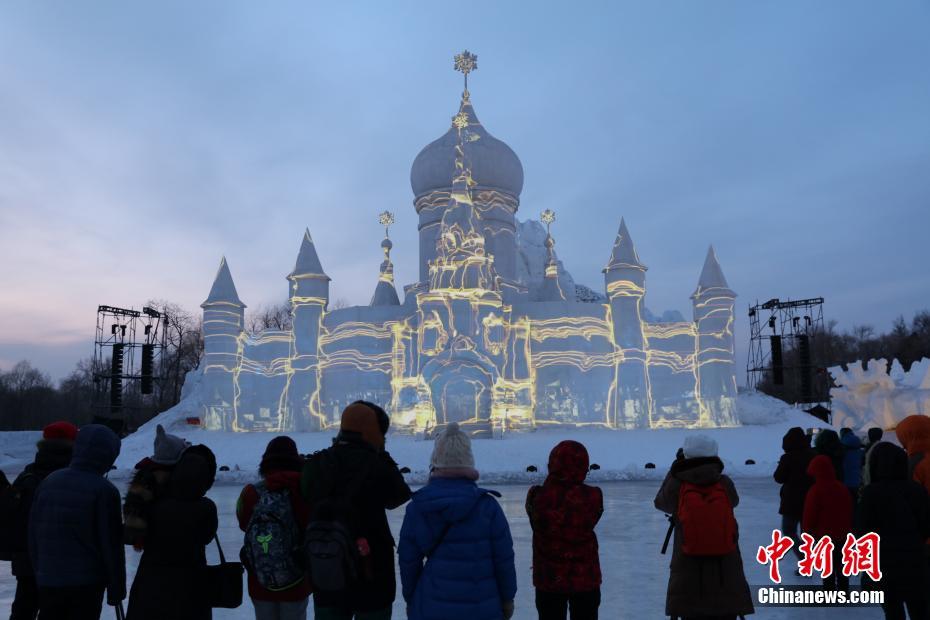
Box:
202 256 245 307
692 245 734 298
604 218 646 272
288 228 330 280
410 91 524 199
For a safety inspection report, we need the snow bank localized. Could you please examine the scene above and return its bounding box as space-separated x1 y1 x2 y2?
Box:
112 391 828 485
0 431 42 476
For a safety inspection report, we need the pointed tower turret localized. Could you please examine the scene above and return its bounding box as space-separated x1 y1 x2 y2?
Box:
371 211 400 306
200 256 245 431
202 256 246 308
539 209 566 301
289 228 329 283
692 245 733 298
605 218 647 272
603 218 651 429
286 228 330 431
692 245 738 426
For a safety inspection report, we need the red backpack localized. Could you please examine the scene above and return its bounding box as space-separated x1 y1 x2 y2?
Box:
677 481 737 556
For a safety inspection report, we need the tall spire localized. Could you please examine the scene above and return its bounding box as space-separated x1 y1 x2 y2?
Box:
604 217 647 272
202 256 245 307
429 95 497 292
539 209 566 301
692 245 734 298
288 228 329 281
371 211 400 306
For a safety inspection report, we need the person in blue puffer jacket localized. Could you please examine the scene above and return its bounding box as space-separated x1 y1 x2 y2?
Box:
840 428 864 497
398 422 517 620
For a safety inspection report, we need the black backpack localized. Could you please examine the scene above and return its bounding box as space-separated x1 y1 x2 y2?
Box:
302 449 373 592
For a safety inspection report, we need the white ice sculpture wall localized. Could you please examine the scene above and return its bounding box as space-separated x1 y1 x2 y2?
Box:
829 358 930 431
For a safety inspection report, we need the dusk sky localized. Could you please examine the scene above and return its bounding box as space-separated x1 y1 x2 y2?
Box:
1 1 928 381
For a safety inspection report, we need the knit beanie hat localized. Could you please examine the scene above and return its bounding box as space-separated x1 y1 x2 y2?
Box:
151 424 190 465
430 423 475 470
43 421 78 443
260 436 302 474
682 434 718 459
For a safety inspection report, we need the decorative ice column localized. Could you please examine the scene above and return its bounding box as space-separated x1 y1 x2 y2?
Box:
286 229 330 431
603 219 652 428
538 209 567 302
692 246 738 426
200 257 245 430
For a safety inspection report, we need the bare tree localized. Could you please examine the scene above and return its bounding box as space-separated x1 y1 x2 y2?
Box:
247 301 293 334
147 299 204 406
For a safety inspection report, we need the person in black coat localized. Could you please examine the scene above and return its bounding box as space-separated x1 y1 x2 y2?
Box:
302 401 411 619
858 442 930 620
28 424 125 619
773 426 814 560
5 422 77 620
126 444 219 620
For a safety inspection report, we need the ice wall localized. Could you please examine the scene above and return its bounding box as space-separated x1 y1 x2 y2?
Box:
829 358 930 431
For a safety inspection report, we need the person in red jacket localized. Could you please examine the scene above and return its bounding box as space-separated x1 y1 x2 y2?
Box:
526 440 603 620
237 437 312 620
802 454 853 592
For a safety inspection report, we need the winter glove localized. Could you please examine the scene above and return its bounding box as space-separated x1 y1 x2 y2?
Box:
502 600 515 619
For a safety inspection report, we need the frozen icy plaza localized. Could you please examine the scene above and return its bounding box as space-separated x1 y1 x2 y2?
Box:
189 53 742 437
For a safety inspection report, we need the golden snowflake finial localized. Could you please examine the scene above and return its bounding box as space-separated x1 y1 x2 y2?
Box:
454 50 477 91
452 111 469 130
541 209 556 235
378 210 395 235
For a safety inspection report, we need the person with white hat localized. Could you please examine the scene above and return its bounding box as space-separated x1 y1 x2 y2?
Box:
654 435 754 619
398 423 517 620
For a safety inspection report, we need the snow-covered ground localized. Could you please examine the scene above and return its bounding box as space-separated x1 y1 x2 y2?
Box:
0 479 876 619
97 392 830 486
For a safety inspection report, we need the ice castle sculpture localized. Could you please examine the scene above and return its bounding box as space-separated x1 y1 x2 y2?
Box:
197 52 739 434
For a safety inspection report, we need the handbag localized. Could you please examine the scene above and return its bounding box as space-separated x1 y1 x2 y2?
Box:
205 534 244 608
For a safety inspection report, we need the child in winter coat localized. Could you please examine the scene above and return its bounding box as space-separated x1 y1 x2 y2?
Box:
858 442 930 620
398 422 517 620
773 427 814 560
237 436 312 620
526 440 603 620
123 424 189 549
654 435 754 619
127 444 219 620
802 454 853 592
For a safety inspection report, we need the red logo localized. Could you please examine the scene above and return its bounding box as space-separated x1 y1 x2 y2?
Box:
756 530 882 583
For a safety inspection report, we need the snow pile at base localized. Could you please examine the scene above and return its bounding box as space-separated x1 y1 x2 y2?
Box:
112 390 828 485
0 431 42 476
830 358 930 432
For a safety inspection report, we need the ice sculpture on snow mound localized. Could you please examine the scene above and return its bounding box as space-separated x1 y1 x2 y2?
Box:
829 358 930 431
193 54 740 434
